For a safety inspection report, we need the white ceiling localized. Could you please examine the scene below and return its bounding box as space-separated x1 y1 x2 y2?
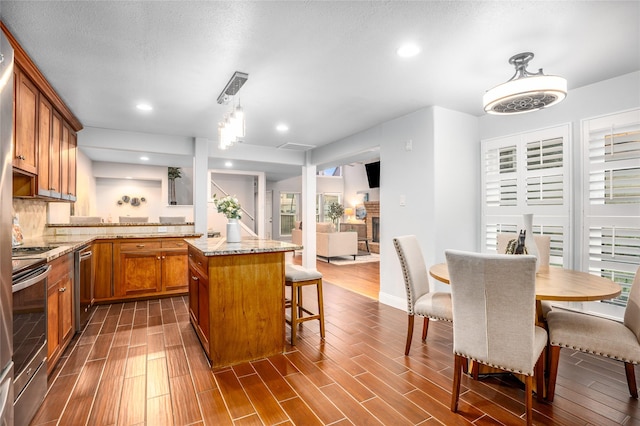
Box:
2 1 639 180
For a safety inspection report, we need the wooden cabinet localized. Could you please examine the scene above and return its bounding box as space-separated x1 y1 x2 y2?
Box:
93 241 113 301
92 238 188 302
47 252 74 375
119 241 162 296
60 122 77 201
189 247 286 368
188 248 209 356
4 24 82 199
14 66 38 174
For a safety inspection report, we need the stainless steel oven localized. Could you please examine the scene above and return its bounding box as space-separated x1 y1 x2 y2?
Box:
12 258 49 426
75 245 94 332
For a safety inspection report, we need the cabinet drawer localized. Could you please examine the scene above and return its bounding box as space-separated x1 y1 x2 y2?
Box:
161 239 187 249
119 241 161 252
188 247 208 277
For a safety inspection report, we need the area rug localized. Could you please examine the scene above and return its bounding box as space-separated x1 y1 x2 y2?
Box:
317 252 380 266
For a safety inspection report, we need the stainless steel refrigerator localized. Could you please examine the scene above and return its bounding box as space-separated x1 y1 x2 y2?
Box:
0 26 15 426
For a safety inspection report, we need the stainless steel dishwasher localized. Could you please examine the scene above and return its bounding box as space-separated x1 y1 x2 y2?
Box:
75 245 94 332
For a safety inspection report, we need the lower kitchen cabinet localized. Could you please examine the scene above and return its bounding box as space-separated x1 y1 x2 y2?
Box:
188 255 209 356
93 241 113 300
47 252 74 375
93 237 189 303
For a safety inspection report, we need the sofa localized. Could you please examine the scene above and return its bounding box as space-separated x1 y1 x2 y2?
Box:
291 222 358 262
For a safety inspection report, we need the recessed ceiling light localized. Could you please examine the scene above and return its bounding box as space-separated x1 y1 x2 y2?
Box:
140 156 149 161
125 176 132 179
397 43 420 58
225 161 233 167
276 124 289 132
136 103 153 111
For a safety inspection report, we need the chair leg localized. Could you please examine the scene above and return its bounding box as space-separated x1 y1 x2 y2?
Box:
451 354 463 412
625 362 638 398
316 279 325 340
546 345 561 402
524 375 533 426
405 315 414 355
471 361 479 380
297 286 304 321
290 283 299 345
421 317 429 342
535 351 545 402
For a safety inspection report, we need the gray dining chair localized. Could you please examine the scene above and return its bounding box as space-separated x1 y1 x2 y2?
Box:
497 232 553 318
546 266 640 402
446 250 546 426
393 236 452 356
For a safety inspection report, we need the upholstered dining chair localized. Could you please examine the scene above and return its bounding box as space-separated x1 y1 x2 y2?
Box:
445 250 546 426
497 233 553 318
546 266 640 402
393 236 452 356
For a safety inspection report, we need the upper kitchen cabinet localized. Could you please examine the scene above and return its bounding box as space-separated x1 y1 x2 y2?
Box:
2 23 83 200
13 66 38 175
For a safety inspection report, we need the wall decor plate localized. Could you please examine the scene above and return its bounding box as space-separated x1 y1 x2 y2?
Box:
122 195 130 203
131 197 140 206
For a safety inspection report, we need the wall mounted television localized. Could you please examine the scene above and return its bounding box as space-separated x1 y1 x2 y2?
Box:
365 161 380 188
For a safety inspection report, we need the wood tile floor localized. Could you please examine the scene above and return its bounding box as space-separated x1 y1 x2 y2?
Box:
32 279 640 425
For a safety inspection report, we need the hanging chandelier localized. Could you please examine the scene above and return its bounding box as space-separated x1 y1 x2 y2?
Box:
217 71 248 149
483 52 567 115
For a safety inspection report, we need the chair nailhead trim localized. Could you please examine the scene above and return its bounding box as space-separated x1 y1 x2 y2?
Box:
550 343 640 364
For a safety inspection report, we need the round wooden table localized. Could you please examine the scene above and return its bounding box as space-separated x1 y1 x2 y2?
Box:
429 263 622 322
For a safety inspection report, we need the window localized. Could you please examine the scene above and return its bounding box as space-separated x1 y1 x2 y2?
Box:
481 124 571 267
582 109 640 307
279 192 300 236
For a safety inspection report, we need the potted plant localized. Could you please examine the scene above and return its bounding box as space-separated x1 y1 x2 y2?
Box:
326 202 345 229
168 167 182 205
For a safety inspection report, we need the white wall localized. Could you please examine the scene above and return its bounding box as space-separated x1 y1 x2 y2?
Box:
314 106 479 309
209 173 256 235
92 161 193 222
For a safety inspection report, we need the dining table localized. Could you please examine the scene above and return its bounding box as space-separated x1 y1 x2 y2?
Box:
429 263 622 324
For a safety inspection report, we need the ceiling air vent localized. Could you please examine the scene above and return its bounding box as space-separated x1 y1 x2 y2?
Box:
277 143 316 151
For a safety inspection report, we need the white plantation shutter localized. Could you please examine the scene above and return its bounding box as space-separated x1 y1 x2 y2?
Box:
481 124 571 266
583 109 640 307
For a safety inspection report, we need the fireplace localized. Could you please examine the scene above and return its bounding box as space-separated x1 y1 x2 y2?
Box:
372 217 379 243
363 201 380 253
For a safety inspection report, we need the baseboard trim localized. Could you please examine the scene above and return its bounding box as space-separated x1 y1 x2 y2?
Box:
378 292 407 311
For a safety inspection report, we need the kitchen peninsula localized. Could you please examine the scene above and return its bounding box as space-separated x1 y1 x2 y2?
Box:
185 237 301 368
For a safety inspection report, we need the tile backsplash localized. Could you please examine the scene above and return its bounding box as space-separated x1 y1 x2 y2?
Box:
13 199 47 240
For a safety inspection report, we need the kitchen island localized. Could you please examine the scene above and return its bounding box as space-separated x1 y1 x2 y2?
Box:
184 237 301 368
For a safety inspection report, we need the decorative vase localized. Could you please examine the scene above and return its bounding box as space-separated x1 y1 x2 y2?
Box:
226 218 242 243
522 213 540 272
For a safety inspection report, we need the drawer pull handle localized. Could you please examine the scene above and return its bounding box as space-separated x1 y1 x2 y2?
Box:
59 287 66 292
191 276 199 281
136 244 145 248
157 256 161 260
162 256 166 259
16 154 25 160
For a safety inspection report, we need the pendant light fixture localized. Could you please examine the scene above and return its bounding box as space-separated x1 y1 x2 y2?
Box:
217 71 248 149
483 52 567 115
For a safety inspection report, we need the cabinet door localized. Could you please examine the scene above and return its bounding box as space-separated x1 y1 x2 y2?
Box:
66 127 77 200
46 283 60 360
162 250 188 292
37 96 52 196
60 122 69 199
49 110 62 197
59 275 74 345
120 251 161 295
197 271 210 346
93 242 113 300
188 263 199 323
14 68 38 174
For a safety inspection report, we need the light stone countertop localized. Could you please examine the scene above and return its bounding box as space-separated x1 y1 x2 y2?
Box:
184 236 301 256
14 232 202 262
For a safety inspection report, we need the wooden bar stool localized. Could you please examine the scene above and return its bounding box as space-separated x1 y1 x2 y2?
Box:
285 264 325 345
